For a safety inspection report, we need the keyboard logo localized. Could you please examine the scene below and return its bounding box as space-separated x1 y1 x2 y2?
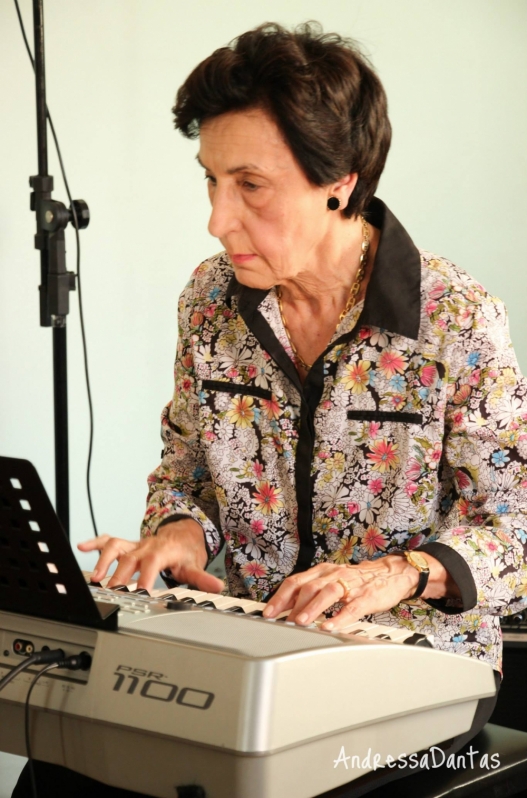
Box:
112 664 214 710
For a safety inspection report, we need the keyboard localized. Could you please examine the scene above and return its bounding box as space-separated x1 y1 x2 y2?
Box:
0 575 497 798
92 576 434 646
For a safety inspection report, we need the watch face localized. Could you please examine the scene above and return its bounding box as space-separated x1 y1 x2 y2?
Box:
407 552 429 571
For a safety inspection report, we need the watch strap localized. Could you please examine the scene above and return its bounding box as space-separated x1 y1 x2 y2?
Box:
409 568 429 599
404 552 430 599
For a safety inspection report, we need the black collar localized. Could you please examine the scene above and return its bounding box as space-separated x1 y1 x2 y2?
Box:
225 197 421 341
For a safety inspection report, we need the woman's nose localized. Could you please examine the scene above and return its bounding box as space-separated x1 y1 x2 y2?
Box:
207 187 242 239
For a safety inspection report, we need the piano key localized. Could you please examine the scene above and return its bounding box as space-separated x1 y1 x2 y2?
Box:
130 588 150 596
111 585 130 592
169 588 208 601
402 633 434 647
222 605 245 613
197 595 238 608
165 600 196 612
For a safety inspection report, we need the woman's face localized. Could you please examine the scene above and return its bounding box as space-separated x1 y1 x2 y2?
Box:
198 108 354 290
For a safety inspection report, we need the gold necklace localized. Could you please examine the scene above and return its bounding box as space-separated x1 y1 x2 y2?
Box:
277 215 370 371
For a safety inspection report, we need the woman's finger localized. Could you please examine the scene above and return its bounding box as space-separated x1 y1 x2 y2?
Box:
263 564 341 617
77 534 112 552
161 565 224 595
264 562 368 617
262 574 305 617
107 549 143 588
91 539 139 581
288 580 346 625
320 596 369 631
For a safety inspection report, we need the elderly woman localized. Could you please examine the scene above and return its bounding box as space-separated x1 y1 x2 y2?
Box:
63 19 527 798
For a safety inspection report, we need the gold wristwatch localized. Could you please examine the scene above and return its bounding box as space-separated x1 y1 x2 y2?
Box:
403 551 430 599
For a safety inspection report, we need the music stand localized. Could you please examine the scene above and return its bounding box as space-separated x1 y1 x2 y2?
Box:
0 456 117 630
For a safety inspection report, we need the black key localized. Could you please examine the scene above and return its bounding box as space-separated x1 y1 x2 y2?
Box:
88 581 102 587
165 600 194 612
222 605 244 613
112 585 129 592
130 588 150 596
246 610 264 617
403 633 433 648
157 593 177 600
375 634 391 640
181 597 197 604
275 616 289 623
196 600 216 608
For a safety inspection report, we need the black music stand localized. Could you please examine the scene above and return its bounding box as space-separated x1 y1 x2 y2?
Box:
0 456 117 630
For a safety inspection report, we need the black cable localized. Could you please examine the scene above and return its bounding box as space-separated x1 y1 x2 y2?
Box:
13 0 99 537
24 662 59 798
0 648 65 693
24 653 92 798
23 654 91 798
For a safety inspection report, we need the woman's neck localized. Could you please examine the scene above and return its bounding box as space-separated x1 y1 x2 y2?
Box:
276 219 380 377
278 219 379 315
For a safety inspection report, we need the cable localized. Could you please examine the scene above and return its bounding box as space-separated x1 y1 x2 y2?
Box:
24 653 92 798
0 648 65 693
24 662 58 798
13 0 99 537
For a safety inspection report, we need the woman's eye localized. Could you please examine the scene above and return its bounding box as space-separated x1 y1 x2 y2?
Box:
242 181 259 192
205 174 216 186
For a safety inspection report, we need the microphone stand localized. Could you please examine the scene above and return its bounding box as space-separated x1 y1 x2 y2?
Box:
29 0 89 537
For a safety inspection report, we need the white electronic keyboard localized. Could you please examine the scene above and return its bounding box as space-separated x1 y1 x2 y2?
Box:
0 458 497 798
0 576 496 798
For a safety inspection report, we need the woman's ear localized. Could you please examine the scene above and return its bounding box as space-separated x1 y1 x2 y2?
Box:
327 173 359 208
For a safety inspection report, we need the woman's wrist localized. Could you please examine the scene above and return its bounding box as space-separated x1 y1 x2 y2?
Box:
156 517 208 569
418 552 461 601
384 553 461 601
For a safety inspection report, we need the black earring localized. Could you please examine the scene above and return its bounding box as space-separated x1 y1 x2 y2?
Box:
327 197 341 211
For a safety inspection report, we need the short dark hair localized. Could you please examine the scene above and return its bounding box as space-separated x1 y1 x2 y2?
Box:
173 22 391 218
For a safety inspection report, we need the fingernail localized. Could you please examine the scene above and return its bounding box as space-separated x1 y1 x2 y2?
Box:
263 607 275 618
322 621 334 630
297 613 308 624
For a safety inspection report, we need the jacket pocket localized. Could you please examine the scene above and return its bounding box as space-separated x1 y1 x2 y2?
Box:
347 410 423 424
201 379 273 401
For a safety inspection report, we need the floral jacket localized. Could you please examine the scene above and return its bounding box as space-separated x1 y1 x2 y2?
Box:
141 198 527 672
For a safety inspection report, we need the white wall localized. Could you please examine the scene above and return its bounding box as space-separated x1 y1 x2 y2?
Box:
1 0 526 566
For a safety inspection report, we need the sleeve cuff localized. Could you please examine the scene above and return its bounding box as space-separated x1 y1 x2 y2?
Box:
416 541 478 614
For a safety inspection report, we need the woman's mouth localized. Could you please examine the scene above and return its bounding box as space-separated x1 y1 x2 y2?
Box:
230 254 256 264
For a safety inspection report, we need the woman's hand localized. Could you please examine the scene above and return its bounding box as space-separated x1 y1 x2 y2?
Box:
77 518 225 594
262 556 422 631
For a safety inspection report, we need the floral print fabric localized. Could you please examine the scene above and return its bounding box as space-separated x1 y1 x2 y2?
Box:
141 205 527 673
